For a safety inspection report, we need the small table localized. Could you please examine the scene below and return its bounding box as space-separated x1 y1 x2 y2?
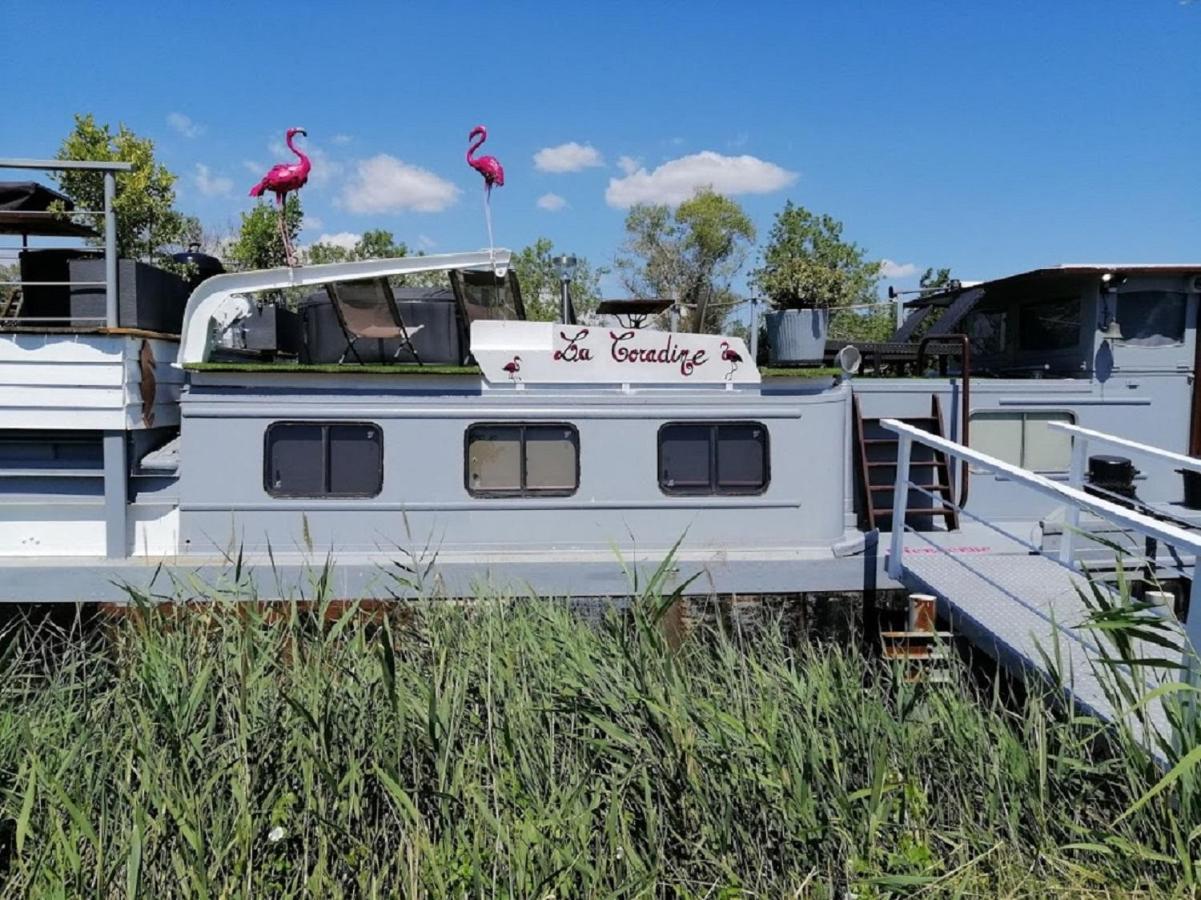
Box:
597 299 674 329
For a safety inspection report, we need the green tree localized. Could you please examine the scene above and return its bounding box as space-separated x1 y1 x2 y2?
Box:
307 229 408 265
615 188 755 333
919 267 954 291
751 201 882 310
511 238 604 321
227 198 304 271
55 114 190 263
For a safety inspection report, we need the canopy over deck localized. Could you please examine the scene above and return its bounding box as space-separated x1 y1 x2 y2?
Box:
176 250 512 366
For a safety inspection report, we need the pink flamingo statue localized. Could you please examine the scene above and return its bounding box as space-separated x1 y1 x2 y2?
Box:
466 125 505 261
249 127 311 267
503 355 521 382
720 341 743 380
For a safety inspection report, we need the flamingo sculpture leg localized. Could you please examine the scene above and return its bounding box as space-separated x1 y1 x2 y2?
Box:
249 127 311 268
275 192 295 266
467 125 504 266
482 184 496 264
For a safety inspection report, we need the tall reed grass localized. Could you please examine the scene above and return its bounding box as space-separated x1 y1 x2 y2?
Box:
0 565 1196 895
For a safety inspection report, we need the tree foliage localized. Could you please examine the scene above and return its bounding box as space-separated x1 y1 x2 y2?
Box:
307 229 408 265
920 267 954 290
55 114 193 263
511 238 604 322
226 198 304 271
615 188 755 333
752 202 880 311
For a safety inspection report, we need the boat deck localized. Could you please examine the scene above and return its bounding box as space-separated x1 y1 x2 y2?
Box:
0 542 904 604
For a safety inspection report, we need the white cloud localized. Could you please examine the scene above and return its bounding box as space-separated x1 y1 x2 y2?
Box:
331 133 353 145
242 160 265 176
880 259 919 278
314 231 361 250
417 234 436 250
536 192 567 212
533 142 604 173
604 151 797 207
193 163 232 197
304 215 324 230
167 112 204 139
339 154 460 213
616 155 641 175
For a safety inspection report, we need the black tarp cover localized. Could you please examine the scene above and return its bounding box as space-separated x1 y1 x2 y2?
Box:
0 181 95 237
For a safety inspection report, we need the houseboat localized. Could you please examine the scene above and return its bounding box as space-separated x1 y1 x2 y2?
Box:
3 159 1201 609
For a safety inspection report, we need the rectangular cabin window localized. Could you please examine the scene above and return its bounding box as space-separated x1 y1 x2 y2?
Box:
659 422 769 495
466 424 578 497
965 310 1006 356
1018 297 1080 352
968 411 1074 473
1116 291 1188 347
264 422 382 498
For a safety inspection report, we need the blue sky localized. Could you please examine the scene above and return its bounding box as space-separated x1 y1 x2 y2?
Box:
5 0 1200 306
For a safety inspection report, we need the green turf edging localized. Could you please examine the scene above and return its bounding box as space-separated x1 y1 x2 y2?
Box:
186 362 483 376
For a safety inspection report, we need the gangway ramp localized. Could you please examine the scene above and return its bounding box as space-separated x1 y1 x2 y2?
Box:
901 536 1178 729
881 418 1201 742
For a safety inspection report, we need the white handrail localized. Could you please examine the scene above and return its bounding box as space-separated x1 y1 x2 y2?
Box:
1048 422 1201 566
1049 421 1201 474
879 417 1201 663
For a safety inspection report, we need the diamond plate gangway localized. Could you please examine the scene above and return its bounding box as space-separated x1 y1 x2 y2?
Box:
881 417 1201 741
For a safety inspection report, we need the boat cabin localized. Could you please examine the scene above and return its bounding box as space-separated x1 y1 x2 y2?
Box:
4 158 1201 604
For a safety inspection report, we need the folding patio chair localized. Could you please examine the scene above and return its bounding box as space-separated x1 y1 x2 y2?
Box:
325 278 423 365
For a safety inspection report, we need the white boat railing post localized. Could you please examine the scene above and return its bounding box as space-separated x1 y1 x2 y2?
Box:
887 432 912 579
1060 434 1088 566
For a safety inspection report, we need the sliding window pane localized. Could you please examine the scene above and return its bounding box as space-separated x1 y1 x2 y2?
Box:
328 424 383 496
467 425 522 493
266 424 324 496
659 424 711 493
524 426 577 492
716 424 767 492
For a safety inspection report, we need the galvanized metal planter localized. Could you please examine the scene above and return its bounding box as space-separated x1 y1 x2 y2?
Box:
765 308 828 365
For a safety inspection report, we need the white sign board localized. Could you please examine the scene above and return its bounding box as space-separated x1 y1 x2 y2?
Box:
471 321 759 385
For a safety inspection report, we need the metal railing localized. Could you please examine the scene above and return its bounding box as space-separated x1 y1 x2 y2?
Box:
0 158 132 329
1049 421 1201 567
880 417 1201 659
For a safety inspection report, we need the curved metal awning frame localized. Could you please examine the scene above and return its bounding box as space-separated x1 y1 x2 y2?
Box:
177 249 511 365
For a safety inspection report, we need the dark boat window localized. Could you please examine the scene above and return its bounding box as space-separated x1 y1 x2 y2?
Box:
659 422 769 495
466 423 578 497
1116 291 1188 347
1018 297 1080 352
265 422 382 497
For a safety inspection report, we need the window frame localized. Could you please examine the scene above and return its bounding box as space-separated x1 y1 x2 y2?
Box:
464 422 580 498
967 409 1076 474
657 421 770 497
263 421 384 499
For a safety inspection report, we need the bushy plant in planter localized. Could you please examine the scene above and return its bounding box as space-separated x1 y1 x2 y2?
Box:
752 203 881 364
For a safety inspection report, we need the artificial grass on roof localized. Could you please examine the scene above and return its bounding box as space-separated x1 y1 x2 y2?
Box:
187 362 483 376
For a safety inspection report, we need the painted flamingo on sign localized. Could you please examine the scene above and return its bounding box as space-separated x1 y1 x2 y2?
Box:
720 341 743 380
466 125 505 262
249 127 311 267
503 356 521 382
